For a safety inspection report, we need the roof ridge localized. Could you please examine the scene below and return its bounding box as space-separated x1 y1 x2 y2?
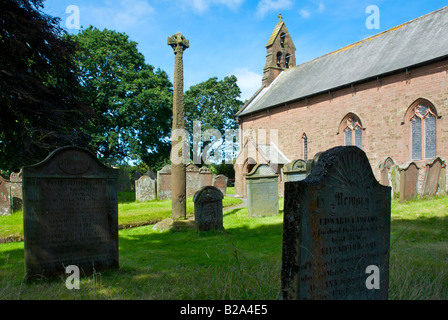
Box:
299 5 448 66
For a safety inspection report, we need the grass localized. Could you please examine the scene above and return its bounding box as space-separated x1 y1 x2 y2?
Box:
0 194 447 300
0 192 243 241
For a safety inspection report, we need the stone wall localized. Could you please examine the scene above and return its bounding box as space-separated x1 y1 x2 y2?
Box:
236 60 448 195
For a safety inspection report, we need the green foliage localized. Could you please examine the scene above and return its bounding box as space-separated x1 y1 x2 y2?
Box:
68 27 173 167
184 75 243 166
208 163 235 179
185 75 243 133
0 0 91 171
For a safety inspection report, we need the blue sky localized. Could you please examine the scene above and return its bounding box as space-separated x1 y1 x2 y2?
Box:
43 0 447 101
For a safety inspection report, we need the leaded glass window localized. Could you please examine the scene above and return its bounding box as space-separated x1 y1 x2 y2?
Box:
409 103 437 160
302 134 308 160
342 116 363 150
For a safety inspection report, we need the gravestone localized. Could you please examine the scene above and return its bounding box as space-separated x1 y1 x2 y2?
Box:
186 163 201 197
246 164 278 217
389 165 401 199
10 170 23 211
157 164 214 199
22 146 119 280
399 162 419 203
422 157 445 197
193 186 224 232
379 157 395 187
135 170 157 202
198 166 214 193
118 169 132 192
213 175 228 196
283 159 312 182
157 165 172 200
0 176 11 216
438 164 447 196
282 146 391 300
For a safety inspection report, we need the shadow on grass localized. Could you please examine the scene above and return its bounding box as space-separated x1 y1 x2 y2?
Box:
0 220 284 299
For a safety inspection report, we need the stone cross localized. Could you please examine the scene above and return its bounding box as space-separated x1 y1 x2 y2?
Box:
168 32 189 220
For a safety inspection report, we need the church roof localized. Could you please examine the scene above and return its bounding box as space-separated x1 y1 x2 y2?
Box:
237 6 448 117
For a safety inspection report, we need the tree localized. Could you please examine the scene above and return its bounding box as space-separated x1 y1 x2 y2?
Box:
185 75 243 133
0 0 91 171
184 75 244 165
68 27 173 169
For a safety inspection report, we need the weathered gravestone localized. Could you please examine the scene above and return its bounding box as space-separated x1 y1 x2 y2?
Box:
186 165 214 197
193 186 224 232
282 146 391 300
0 176 11 216
135 170 157 202
157 165 172 200
246 164 279 217
422 157 445 197
283 159 312 182
186 163 202 197
399 162 419 203
10 170 23 211
22 146 119 280
213 175 228 196
379 157 395 187
389 165 401 199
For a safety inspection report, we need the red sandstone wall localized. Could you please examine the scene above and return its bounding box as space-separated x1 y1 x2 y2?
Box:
238 60 448 192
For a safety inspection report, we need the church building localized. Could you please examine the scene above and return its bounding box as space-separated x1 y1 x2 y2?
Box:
234 7 448 198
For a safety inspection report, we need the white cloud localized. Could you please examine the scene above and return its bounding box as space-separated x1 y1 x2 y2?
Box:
298 1 326 20
84 0 155 30
299 9 311 19
181 0 245 14
232 68 263 101
318 1 325 13
256 0 293 18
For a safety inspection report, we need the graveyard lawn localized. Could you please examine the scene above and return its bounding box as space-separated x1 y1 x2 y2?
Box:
0 196 447 299
0 192 243 242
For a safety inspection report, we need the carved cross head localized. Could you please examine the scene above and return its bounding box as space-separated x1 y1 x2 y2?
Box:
167 32 189 53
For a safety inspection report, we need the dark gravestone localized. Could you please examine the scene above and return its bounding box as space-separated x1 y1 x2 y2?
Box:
118 169 132 192
213 175 228 196
23 146 119 280
0 176 11 216
193 186 224 232
283 159 312 182
246 164 278 217
282 146 391 300
422 157 445 197
399 162 419 203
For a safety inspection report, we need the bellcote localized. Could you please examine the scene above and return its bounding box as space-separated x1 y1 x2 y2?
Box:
262 14 296 87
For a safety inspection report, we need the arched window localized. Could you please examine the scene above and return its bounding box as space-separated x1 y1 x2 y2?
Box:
408 101 437 160
276 52 282 67
285 54 291 68
340 114 363 149
280 33 286 48
302 133 308 160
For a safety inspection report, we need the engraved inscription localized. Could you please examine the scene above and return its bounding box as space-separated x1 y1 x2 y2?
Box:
23 147 119 279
